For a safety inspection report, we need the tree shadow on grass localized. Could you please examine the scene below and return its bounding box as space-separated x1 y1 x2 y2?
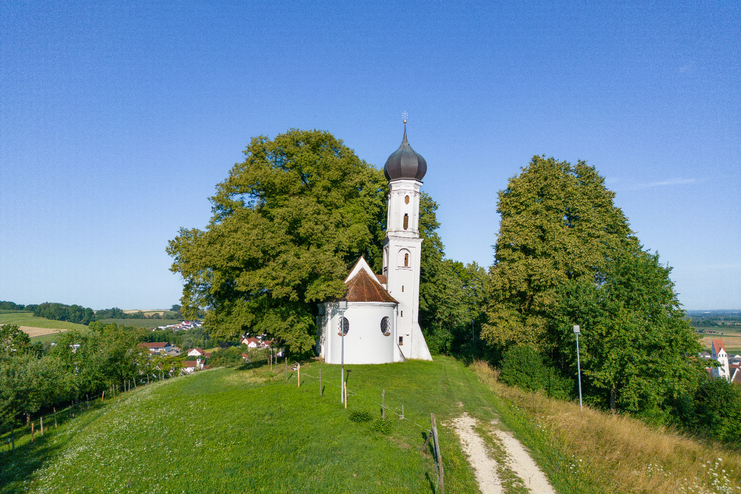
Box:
0 432 64 493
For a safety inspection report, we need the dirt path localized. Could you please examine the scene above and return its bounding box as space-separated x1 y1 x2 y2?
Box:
451 415 503 494
451 413 555 494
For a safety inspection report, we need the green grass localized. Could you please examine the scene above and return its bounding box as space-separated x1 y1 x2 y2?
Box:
2 357 502 493
3 356 635 493
0 312 87 331
94 318 184 329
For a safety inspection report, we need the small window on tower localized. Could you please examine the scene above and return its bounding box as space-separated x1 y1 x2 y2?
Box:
398 336 404 346
405 195 410 204
402 285 404 292
403 214 409 230
404 253 409 267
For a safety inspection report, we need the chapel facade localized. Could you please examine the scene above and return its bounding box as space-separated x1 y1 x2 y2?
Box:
316 123 433 364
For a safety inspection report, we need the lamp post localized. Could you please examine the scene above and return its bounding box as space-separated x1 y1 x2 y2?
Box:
338 301 348 404
573 325 583 411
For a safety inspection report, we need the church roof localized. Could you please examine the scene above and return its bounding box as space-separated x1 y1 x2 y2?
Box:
342 263 397 303
383 122 427 182
343 269 398 303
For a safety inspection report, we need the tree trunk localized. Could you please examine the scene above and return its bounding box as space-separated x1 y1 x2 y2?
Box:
610 387 616 413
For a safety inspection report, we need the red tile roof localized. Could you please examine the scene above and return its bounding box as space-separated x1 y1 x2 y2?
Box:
141 342 169 348
343 268 397 303
712 340 725 353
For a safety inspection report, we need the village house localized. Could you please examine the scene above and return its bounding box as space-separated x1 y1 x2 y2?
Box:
139 342 172 355
186 347 211 358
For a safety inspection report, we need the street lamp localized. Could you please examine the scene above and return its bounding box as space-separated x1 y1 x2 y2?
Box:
573 325 583 411
338 301 348 404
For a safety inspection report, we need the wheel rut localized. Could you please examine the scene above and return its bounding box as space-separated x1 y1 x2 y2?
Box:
450 412 555 494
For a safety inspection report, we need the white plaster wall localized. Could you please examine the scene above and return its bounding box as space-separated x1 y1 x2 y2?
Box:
324 302 397 364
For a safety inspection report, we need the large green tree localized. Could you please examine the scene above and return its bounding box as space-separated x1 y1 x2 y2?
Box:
168 129 389 353
484 156 637 350
484 156 702 416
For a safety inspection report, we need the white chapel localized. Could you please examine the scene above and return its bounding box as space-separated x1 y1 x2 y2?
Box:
316 122 433 364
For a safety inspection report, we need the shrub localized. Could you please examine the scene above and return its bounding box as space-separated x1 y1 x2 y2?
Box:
369 418 394 435
498 344 574 399
348 410 373 423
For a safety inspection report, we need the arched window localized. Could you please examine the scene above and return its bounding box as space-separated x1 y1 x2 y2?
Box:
403 214 409 230
404 195 410 204
404 253 409 267
338 317 349 336
380 316 390 336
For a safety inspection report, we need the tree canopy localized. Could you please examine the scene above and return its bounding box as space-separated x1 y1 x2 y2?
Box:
168 129 389 353
484 156 702 416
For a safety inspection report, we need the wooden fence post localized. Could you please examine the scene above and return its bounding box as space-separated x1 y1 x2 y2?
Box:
431 413 444 494
344 382 347 409
297 363 300 388
31 421 34 442
40 417 44 436
382 389 385 419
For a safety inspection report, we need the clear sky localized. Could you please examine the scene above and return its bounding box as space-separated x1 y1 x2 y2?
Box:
1 0 739 311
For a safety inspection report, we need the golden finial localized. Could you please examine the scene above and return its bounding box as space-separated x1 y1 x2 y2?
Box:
402 110 408 124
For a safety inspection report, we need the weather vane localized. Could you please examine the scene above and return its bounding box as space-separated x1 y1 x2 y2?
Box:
402 111 408 124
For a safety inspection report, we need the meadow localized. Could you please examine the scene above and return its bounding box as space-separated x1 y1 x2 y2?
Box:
699 326 741 353
94 318 184 329
2 357 740 494
0 312 87 331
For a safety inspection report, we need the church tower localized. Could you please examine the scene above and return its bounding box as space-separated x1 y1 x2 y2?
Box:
382 121 433 361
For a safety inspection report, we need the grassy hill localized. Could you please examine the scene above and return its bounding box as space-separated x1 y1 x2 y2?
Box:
2 357 739 493
0 312 87 331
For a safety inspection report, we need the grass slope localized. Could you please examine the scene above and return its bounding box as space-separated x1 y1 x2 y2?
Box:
0 312 87 332
4 357 496 493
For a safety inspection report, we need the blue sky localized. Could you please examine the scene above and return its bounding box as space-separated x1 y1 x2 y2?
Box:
1 0 739 310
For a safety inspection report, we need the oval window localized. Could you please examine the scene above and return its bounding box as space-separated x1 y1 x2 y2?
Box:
380 316 390 336
339 317 349 336
405 195 410 204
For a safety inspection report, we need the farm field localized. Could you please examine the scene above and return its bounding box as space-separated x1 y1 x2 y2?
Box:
95 318 183 329
0 312 87 340
698 326 741 353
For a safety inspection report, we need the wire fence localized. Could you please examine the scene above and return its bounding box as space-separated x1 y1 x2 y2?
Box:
1 371 182 455
2 359 445 492
293 364 444 492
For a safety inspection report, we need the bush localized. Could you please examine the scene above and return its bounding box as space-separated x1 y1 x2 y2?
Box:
348 410 373 423
686 377 741 444
498 344 574 399
369 418 394 435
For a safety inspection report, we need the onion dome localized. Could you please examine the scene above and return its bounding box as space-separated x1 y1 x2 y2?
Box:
383 122 427 182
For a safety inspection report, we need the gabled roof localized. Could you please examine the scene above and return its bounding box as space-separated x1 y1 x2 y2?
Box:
343 267 397 303
712 340 725 354
141 342 169 348
345 257 380 284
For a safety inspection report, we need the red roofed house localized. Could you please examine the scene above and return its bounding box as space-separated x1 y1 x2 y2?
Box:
139 342 172 355
711 339 730 381
187 347 206 357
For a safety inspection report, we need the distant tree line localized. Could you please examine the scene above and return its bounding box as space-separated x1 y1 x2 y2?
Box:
1 301 186 325
0 301 26 311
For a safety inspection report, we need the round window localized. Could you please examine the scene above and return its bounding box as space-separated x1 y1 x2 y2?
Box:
380 316 390 336
339 317 349 336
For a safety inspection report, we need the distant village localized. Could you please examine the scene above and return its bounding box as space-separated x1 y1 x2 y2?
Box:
703 339 741 385
138 333 279 375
